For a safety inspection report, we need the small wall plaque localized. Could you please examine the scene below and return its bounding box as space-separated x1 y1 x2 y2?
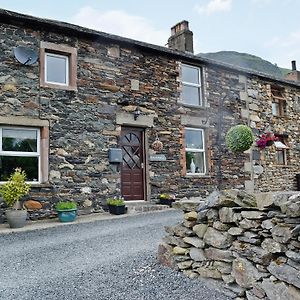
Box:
149 154 167 162
109 148 122 163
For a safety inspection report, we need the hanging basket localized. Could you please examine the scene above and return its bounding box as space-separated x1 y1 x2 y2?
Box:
152 140 163 152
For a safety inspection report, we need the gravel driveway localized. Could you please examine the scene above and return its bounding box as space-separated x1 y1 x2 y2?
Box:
0 210 231 300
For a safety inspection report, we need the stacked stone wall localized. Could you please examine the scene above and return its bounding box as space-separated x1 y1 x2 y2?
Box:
1 19 300 222
158 190 300 299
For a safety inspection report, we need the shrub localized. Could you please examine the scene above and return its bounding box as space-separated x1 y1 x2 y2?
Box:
225 125 254 153
107 197 125 206
56 201 77 210
0 168 31 208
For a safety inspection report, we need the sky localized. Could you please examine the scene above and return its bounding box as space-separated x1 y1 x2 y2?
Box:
0 0 299 69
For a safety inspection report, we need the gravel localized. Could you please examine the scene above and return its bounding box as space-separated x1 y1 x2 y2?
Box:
0 210 231 300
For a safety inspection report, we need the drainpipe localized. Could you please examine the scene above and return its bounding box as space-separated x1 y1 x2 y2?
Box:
216 94 227 190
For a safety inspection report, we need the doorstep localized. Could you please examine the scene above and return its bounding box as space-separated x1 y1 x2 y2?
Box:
0 203 175 235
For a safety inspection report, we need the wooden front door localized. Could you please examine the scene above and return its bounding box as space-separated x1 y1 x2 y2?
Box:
120 127 145 201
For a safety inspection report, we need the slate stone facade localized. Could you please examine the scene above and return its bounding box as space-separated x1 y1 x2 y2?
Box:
0 9 300 222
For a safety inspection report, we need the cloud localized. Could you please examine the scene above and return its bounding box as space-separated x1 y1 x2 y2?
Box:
195 0 232 15
70 6 169 46
264 30 300 68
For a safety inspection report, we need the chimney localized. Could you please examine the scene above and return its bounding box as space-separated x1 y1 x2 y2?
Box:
168 20 194 53
284 60 300 83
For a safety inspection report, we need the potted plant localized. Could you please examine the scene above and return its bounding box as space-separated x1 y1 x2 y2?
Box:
256 132 278 149
55 201 77 222
225 124 254 153
107 197 127 215
158 193 176 207
0 168 31 228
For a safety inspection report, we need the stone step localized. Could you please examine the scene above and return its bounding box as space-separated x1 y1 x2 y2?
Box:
125 201 172 214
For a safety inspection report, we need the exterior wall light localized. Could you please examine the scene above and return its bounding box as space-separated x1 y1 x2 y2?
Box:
133 106 141 120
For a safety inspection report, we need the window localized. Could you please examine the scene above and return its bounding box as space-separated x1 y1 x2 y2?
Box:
274 135 288 165
45 53 69 85
181 64 203 106
271 87 286 117
0 127 40 182
40 41 77 91
185 128 206 175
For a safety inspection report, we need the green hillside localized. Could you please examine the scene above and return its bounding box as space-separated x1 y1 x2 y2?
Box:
200 51 290 78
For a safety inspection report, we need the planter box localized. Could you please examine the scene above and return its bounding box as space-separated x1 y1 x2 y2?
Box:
57 208 77 222
108 205 126 215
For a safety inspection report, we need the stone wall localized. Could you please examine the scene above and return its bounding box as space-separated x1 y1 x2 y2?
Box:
158 190 300 299
1 15 300 222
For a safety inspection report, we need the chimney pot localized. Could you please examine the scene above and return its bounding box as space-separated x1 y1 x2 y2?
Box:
292 60 297 71
168 21 194 53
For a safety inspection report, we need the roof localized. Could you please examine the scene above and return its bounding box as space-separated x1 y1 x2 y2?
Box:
1 8 300 88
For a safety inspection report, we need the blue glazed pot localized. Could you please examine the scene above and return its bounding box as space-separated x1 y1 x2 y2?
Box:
57 208 77 222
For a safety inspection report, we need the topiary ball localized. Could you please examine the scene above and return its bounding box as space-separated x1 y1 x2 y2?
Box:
225 124 254 153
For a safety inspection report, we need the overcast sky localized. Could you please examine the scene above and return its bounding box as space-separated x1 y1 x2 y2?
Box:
0 0 299 69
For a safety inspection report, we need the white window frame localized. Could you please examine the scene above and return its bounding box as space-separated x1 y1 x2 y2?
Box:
45 52 69 86
181 64 203 107
185 127 206 175
0 126 41 184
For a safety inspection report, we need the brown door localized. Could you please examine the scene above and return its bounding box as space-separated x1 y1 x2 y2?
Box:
120 127 145 200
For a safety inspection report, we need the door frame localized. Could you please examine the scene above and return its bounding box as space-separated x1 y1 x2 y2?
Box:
120 126 147 201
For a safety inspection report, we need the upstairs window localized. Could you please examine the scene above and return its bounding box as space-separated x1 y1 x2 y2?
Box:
0 127 40 182
40 41 77 91
181 64 203 106
271 87 286 117
45 53 69 86
185 128 206 175
274 134 289 165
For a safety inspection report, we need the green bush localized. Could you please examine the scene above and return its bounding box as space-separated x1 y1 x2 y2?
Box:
159 193 170 200
0 168 31 208
56 201 77 210
107 198 125 206
225 125 254 153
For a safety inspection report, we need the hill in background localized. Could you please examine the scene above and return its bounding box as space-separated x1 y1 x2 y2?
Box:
200 51 290 78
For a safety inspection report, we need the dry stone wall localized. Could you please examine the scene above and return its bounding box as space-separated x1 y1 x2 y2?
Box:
158 190 300 299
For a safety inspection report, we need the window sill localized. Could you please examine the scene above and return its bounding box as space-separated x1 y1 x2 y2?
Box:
180 104 208 110
30 182 52 188
270 164 292 168
184 174 210 178
40 82 77 92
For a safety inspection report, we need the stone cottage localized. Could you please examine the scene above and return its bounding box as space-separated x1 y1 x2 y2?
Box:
0 9 300 221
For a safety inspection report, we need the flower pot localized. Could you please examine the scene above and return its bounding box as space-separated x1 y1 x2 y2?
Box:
56 208 77 222
159 198 174 207
6 209 27 228
108 205 126 215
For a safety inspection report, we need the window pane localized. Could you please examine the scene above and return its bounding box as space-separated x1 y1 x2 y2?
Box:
272 102 279 116
276 151 285 165
182 65 199 84
186 151 205 174
0 156 39 181
2 129 37 152
46 54 68 84
186 129 203 149
182 85 201 106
